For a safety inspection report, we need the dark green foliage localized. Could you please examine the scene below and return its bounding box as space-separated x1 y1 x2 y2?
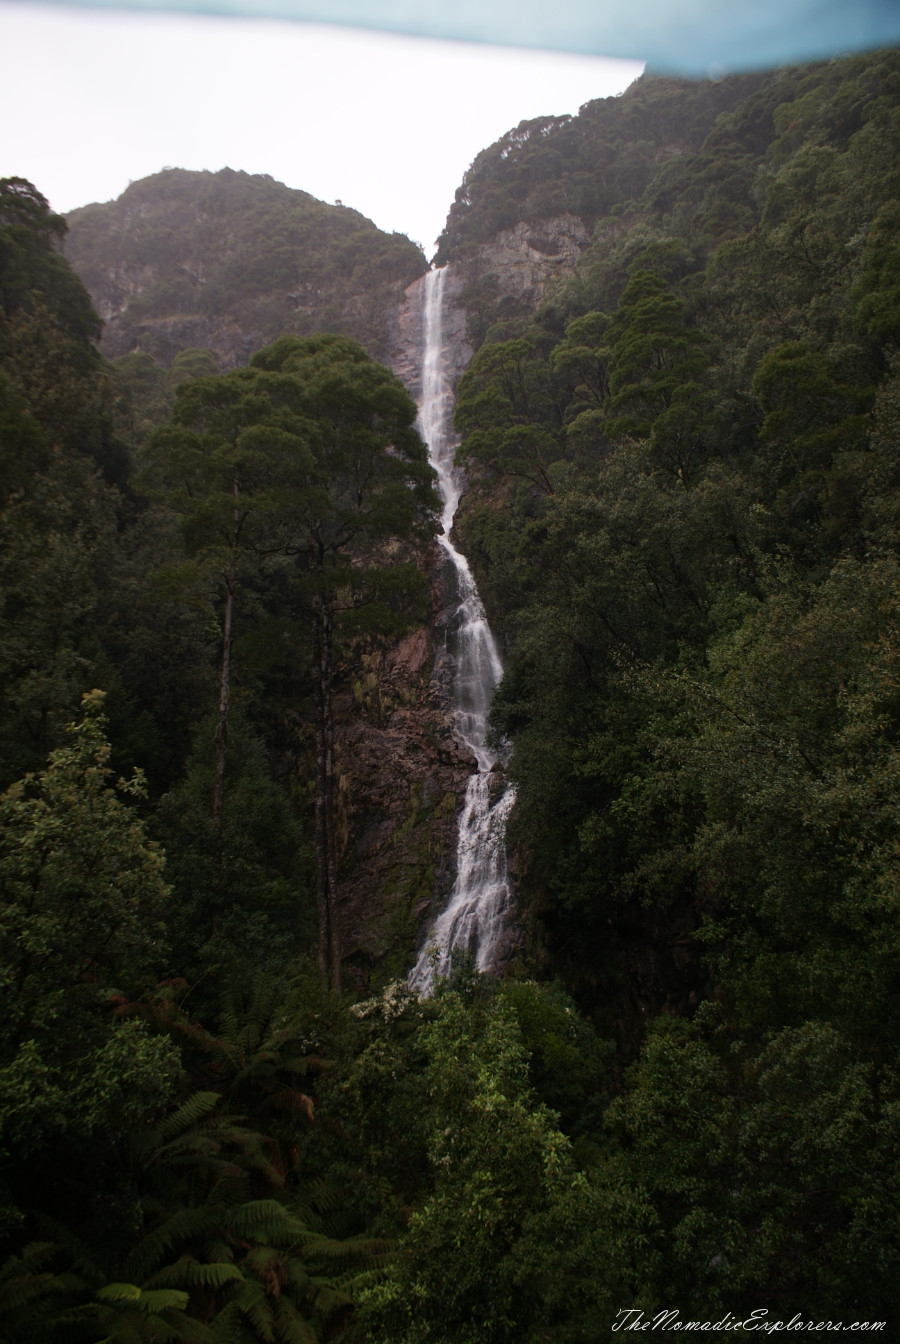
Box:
429 46 900 1331
599 1010 900 1318
455 331 564 495
448 53 900 1043
0 695 181 1243
0 178 207 794
602 269 709 440
110 346 222 448
339 982 622 1344
0 177 126 484
0 178 100 349
0 461 116 783
435 75 767 263
142 332 435 983
6 47 900 1342
153 720 314 992
0 183 431 1338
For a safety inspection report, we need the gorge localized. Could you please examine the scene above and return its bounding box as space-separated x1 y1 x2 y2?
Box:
407 266 516 993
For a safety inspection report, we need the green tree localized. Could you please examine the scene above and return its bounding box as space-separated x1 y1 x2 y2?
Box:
0 691 178 1237
147 336 435 988
248 335 436 992
603 270 709 441
144 369 314 825
751 340 874 530
603 1010 900 1318
153 718 313 990
353 984 622 1344
455 335 562 496
0 690 168 1054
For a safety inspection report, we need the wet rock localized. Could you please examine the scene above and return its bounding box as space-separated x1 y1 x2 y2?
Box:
334 660 475 983
454 214 589 308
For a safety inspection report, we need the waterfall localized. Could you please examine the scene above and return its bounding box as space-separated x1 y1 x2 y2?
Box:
408 266 516 995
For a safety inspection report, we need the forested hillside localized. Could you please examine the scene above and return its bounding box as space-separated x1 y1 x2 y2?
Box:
65 168 426 443
68 167 425 363
448 47 900 1326
435 71 767 261
2 46 900 1342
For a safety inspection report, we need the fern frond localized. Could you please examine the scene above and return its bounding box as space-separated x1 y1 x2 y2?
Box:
0 1241 56 1274
64 1293 206 1344
300 1238 360 1263
147 1261 244 1291
157 1308 212 1343
134 1288 191 1314
227 1201 310 1245
342 1236 397 1261
123 1206 219 1282
209 1300 243 1344
0 1240 66 1318
0 1278 69 1318
97 1282 143 1303
273 1296 319 1344
156 1092 221 1143
304 1181 341 1216
167 1013 237 1064
281 1261 311 1294
242 1247 282 1276
199 1240 235 1266
33 1216 105 1282
236 1280 276 1343
207 1172 251 1210
304 1277 354 1316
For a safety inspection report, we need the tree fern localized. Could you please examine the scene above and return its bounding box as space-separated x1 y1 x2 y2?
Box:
0 1241 71 1339
226 1201 310 1244
208 1301 243 1344
272 1297 319 1344
122 1207 220 1284
145 1261 244 1291
234 1280 276 1343
155 1093 221 1146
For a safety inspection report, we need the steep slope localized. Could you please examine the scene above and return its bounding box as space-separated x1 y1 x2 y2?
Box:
436 72 766 262
65 167 427 368
434 49 900 1046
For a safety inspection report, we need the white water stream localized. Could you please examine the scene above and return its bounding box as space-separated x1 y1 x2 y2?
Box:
409 266 516 994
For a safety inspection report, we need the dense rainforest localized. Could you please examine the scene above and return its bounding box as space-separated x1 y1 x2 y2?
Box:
2 47 900 1342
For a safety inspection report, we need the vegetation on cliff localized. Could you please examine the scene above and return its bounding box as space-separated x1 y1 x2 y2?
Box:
444 45 900 1327
65 167 427 447
434 72 767 263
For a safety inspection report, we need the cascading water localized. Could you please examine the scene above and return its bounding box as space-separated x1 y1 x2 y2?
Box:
409 266 516 994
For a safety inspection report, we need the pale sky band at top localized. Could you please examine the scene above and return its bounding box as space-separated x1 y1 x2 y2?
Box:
13 0 900 75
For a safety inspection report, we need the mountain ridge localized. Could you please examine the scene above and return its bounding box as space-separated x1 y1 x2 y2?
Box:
65 165 427 368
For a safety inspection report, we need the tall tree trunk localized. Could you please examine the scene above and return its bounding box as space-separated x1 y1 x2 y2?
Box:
313 590 341 991
213 557 235 827
312 592 329 983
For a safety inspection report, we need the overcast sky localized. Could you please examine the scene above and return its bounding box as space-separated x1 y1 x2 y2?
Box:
0 2 643 253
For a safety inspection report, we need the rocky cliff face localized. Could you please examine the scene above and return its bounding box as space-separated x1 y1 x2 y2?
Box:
456 214 590 306
95 304 263 370
332 266 479 986
331 591 477 987
389 265 473 400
